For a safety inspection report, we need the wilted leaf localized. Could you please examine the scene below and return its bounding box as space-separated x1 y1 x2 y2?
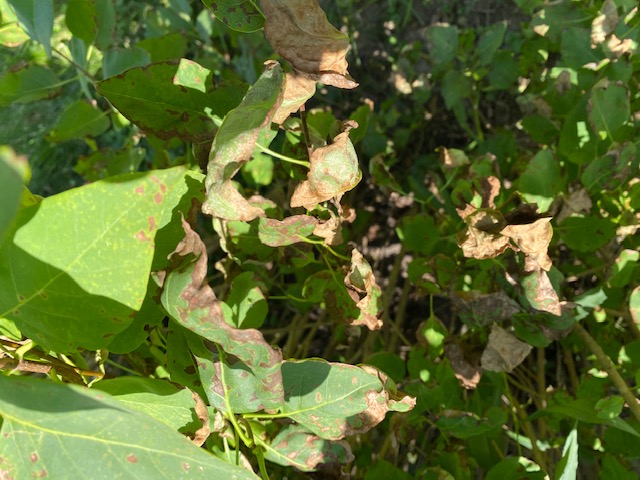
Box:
258 215 318 247
344 249 383 330
444 341 482 389
0 376 257 479
262 424 354 472
280 359 414 440
272 71 317 124
502 218 553 272
202 0 265 33
202 62 283 221
291 121 361 209
522 269 562 316
458 210 510 260
454 291 522 327
261 0 357 89
159 218 284 411
481 325 533 372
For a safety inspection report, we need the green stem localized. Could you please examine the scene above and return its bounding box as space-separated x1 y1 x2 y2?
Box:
254 143 310 168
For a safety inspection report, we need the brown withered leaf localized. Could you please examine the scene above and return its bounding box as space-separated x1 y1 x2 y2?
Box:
454 291 522 327
290 121 361 210
522 269 562 316
458 210 511 260
480 176 501 209
481 325 532 373
502 217 553 272
190 390 211 447
261 0 358 89
344 249 383 330
272 71 317 124
313 211 343 245
444 342 482 389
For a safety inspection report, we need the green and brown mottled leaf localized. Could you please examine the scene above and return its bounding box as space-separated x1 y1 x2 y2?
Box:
257 215 318 247
202 0 265 33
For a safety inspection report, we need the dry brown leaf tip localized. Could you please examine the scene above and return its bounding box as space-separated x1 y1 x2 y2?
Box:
481 325 533 373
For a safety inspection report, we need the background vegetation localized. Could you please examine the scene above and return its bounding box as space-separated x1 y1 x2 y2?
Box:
1 0 640 478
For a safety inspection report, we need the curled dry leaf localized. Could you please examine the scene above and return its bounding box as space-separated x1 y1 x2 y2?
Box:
257 215 318 247
522 269 562 316
272 71 317 124
444 342 482 390
313 211 343 245
190 390 211 447
261 0 357 89
291 121 361 210
344 249 383 330
458 210 511 260
501 217 553 272
481 325 533 373
202 62 283 221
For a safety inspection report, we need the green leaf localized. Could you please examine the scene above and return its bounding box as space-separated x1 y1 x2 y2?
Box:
488 50 519 90
595 396 624 420
202 62 283 220
0 64 59 106
477 21 507 66
609 249 639 288
0 146 28 240
364 352 406 383
0 375 258 479
631 287 640 327
555 426 578 480
559 216 616 252
7 0 53 57
102 46 151 78
441 69 471 110
221 272 268 329
202 0 265 33
257 215 318 247
65 0 98 45
396 214 440 255
486 457 546 480
426 24 458 66
518 149 563 212
97 59 246 142
561 27 601 69
94 0 115 50
280 359 415 440
47 100 111 142
588 83 629 138
0 167 190 352
137 33 188 62
74 147 146 181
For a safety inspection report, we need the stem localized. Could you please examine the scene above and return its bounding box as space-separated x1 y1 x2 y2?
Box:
573 322 640 423
299 104 313 160
254 143 310 168
53 47 97 83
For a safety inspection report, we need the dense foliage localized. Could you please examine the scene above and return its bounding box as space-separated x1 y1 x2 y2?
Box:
1 0 640 478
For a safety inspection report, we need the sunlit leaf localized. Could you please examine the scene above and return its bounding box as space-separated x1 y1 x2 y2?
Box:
202 0 265 33
7 0 53 57
0 146 28 240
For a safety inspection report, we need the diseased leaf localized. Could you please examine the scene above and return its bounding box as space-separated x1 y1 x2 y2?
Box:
97 59 246 143
291 121 361 210
257 215 318 247
522 269 562 316
262 424 354 472
261 0 357 89
444 341 482 390
159 218 284 411
481 325 533 372
202 0 265 33
0 375 258 479
458 210 510 260
280 359 415 440
501 218 553 272
591 0 618 45
454 291 522 327
0 167 190 352
344 249 383 330
272 71 317 124
202 62 283 221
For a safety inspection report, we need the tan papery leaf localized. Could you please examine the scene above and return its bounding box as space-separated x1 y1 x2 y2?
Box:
502 217 553 272
481 325 532 373
261 0 358 89
272 71 317 124
344 249 383 330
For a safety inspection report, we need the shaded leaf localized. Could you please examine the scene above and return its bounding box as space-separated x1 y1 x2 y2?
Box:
257 215 318 247
65 0 98 45
559 216 616 252
343 249 383 330
454 291 521 327
202 0 265 33
102 46 152 78
609 249 639 288
443 341 482 390
159 218 284 411
97 59 246 143
47 100 110 142
0 167 190 352
588 82 629 137
261 0 357 89
517 149 563 212
481 325 533 372
7 0 53 57
281 359 415 440
0 375 257 479
262 424 354 472
0 64 59 106
291 121 361 209
202 62 283 221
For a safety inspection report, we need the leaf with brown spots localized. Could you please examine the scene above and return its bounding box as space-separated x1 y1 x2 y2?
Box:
290 121 362 210
257 215 318 247
262 424 354 472
272 71 317 124
159 217 284 411
502 217 553 272
522 269 562 316
444 340 483 389
202 62 284 221
344 249 383 330
458 209 510 260
261 0 357 89
481 325 533 372
280 359 414 440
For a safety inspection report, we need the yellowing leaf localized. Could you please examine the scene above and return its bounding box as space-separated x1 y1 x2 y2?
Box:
261 0 357 89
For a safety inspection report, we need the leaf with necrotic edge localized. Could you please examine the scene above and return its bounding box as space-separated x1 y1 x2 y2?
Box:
202 62 284 221
258 215 318 247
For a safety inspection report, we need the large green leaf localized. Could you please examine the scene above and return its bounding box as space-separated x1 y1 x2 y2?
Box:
518 149 563 212
588 83 629 138
47 100 111 142
0 64 59 106
202 0 265 33
7 0 53 57
0 167 191 352
0 375 258 479
559 216 616 252
65 0 98 45
280 359 415 440
202 62 283 220
0 146 28 240
97 59 246 142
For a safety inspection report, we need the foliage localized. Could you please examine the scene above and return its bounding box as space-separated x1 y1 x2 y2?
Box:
1 0 640 478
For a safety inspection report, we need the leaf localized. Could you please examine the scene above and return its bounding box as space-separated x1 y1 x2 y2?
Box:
0 167 190 352
477 21 507 66
261 0 357 89
202 62 283 221
202 0 265 33
272 71 317 124
159 218 284 411
458 210 510 260
7 0 53 57
97 59 246 143
343 249 383 330
588 82 629 137
454 291 522 327
93 0 115 50
262 424 354 472
396 215 440 255
481 325 533 373
221 271 268 329
47 100 111 142
257 215 318 247
591 0 618 45
102 46 152 78
0 64 59 106
0 147 29 240
0 375 258 479
280 359 415 440
517 149 563 212
291 121 361 209
559 216 616 252
65 0 98 45
609 249 639 288
631 286 640 327
426 24 458 66
501 218 554 272
137 33 188 62
522 269 562 316
595 396 624 420
555 427 578 480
